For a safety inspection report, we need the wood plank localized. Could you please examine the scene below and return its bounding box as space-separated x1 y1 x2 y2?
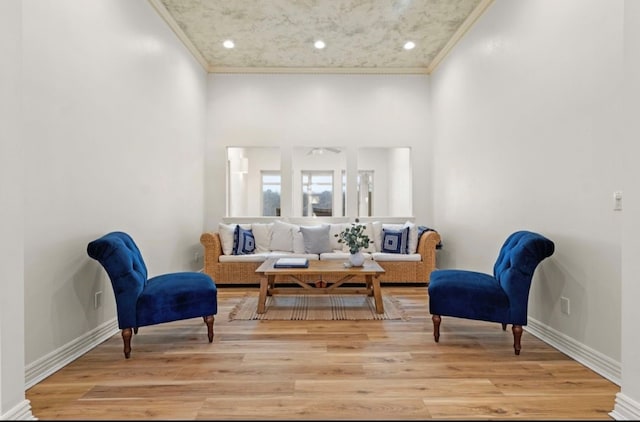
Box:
25 286 618 420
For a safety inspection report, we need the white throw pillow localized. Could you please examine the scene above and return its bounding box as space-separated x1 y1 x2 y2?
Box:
371 221 383 252
329 223 348 250
270 220 296 252
404 221 419 254
251 222 273 253
218 223 251 256
361 222 377 253
341 222 376 253
292 226 305 254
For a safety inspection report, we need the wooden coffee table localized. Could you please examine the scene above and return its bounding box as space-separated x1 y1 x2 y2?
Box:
255 258 386 314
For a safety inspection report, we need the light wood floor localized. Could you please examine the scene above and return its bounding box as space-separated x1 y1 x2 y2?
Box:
26 286 619 420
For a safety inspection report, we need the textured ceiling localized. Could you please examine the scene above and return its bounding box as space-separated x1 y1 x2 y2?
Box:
149 0 492 74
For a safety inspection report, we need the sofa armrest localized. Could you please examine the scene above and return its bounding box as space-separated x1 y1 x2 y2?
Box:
200 232 223 278
416 230 441 276
417 231 441 256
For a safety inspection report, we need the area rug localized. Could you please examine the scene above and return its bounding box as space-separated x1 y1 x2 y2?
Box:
229 294 408 321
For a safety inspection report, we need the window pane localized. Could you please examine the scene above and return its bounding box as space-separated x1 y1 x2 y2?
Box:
227 147 280 217
262 171 281 216
301 171 333 216
357 147 412 217
357 171 374 217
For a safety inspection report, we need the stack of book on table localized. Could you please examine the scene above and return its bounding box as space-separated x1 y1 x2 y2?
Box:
274 257 309 268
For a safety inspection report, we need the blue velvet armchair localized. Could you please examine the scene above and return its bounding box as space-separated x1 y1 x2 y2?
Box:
87 231 218 358
428 230 554 355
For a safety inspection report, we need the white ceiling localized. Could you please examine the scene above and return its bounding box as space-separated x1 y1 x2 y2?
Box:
149 0 493 74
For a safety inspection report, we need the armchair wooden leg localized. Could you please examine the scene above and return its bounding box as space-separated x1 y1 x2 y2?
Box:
432 314 441 342
121 328 132 359
512 324 523 355
204 315 215 343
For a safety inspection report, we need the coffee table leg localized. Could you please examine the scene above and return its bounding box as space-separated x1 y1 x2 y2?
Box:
258 275 268 314
370 275 384 314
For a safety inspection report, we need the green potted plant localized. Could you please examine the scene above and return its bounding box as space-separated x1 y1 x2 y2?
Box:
335 223 372 266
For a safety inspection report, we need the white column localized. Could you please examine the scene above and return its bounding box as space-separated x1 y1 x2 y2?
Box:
612 1 640 419
0 0 31 419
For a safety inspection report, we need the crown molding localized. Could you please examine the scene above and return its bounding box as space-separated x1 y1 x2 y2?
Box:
147 0 209 71
207 66 429 75
426 0 495 75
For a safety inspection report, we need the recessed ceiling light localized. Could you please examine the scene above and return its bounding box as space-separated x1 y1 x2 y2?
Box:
223 39 235 49
403 41 415 50
314 40 326 49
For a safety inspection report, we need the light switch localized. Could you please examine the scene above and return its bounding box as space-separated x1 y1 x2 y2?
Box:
613 191 623 211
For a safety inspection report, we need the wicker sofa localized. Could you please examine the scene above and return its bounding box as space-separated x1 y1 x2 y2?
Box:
200 221 441 285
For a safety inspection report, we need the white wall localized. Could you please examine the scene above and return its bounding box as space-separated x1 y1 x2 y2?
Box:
431 0 623 372
21 0 207 370
7 1 639 419
0 0 27 418
616 1 640 418
205 74 433 228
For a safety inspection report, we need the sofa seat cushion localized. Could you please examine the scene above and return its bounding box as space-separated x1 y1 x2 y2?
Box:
372 252 421 262
219 253 270 263
319 251 373 261
267 252 320 260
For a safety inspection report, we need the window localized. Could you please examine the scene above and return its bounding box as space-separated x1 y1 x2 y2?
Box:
225 146 412 218
342 170 347 217
226 147 280 217
357 170 374 217
357 147 412 216
261 171 281 216
301 171 333 217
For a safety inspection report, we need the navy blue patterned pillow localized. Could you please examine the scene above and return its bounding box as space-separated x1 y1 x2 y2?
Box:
233 225 255 255
381 227 410 254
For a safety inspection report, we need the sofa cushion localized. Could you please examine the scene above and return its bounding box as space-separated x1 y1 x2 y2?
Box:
405 221 419 254
219 253 269 263
270 220 295 252
371 221 383 251
329 223 348 250
372 252 421 262
267 252 320 260
300 224 332 254
381 226 410 254
382 222 418 253
339 222 377 253
292 227 305 254
251 223 273 253
320 251 373 261
219 223 251 255
233 225 255 255
361 222 378 252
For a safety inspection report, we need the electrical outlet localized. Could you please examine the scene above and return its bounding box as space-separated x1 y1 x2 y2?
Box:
194 252 200 263
560 296 570 315
94 291 103 309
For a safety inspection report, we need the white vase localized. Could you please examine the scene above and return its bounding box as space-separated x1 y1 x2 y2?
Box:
349 250 365 267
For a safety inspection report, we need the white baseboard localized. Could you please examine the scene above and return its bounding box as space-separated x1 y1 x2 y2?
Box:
525 316 621 385
2 399 35 420
610 392 640 420
25 318 118 389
